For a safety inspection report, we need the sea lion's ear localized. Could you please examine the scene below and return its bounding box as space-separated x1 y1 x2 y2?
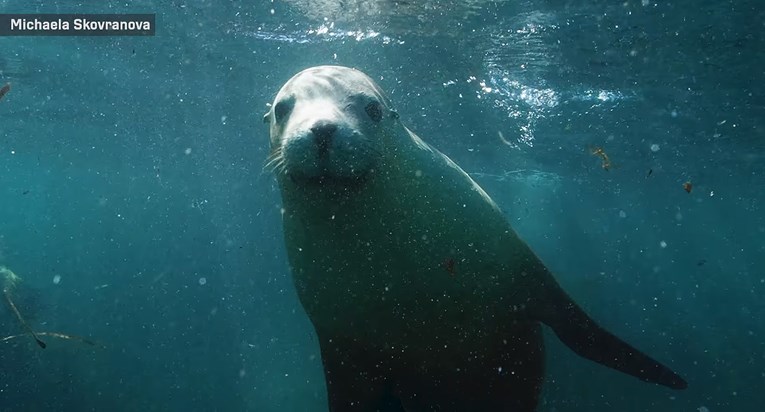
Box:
263 102 272 124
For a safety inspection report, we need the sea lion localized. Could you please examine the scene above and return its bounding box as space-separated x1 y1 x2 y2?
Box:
263 65 686 411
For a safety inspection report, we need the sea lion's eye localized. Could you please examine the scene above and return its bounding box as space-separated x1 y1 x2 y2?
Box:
274 97 294 123
365 101 383 123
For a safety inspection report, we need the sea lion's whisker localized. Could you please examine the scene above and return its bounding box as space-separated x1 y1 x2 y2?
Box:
263 149 284 173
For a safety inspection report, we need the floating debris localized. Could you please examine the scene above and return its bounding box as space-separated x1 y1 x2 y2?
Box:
683 181 693 193
0 83 10 101
497 131 515 147
590 146 612 171
1 266 46 348
1 331 97 346
2 265 97 349
443 257 457 277
3 291 47 348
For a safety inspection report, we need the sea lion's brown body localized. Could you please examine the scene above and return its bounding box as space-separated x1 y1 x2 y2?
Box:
265 66 686 411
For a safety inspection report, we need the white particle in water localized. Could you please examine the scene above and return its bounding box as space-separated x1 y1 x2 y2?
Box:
642 0 650 6
660 240 668 248
199 277 207 285
184 148 192 155
698 407 710 412
53 275 61 284
619 210 627 218
650 143 660 152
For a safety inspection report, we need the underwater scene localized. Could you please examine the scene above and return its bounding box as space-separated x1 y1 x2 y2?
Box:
0 1 763 411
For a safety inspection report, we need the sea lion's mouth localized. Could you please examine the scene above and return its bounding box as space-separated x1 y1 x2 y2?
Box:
279 128 379 192
288 170 370 190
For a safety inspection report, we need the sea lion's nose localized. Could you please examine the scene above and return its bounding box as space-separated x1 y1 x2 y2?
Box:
310 122 337 155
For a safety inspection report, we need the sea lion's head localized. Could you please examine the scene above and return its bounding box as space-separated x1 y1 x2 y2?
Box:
264 66 399 188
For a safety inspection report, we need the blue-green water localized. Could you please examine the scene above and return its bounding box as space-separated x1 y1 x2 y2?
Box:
0 1 762 411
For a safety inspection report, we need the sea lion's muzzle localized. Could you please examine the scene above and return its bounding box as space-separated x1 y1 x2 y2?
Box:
309 121 338 157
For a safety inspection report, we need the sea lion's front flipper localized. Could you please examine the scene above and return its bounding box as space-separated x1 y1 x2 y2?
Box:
532 273 687 390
